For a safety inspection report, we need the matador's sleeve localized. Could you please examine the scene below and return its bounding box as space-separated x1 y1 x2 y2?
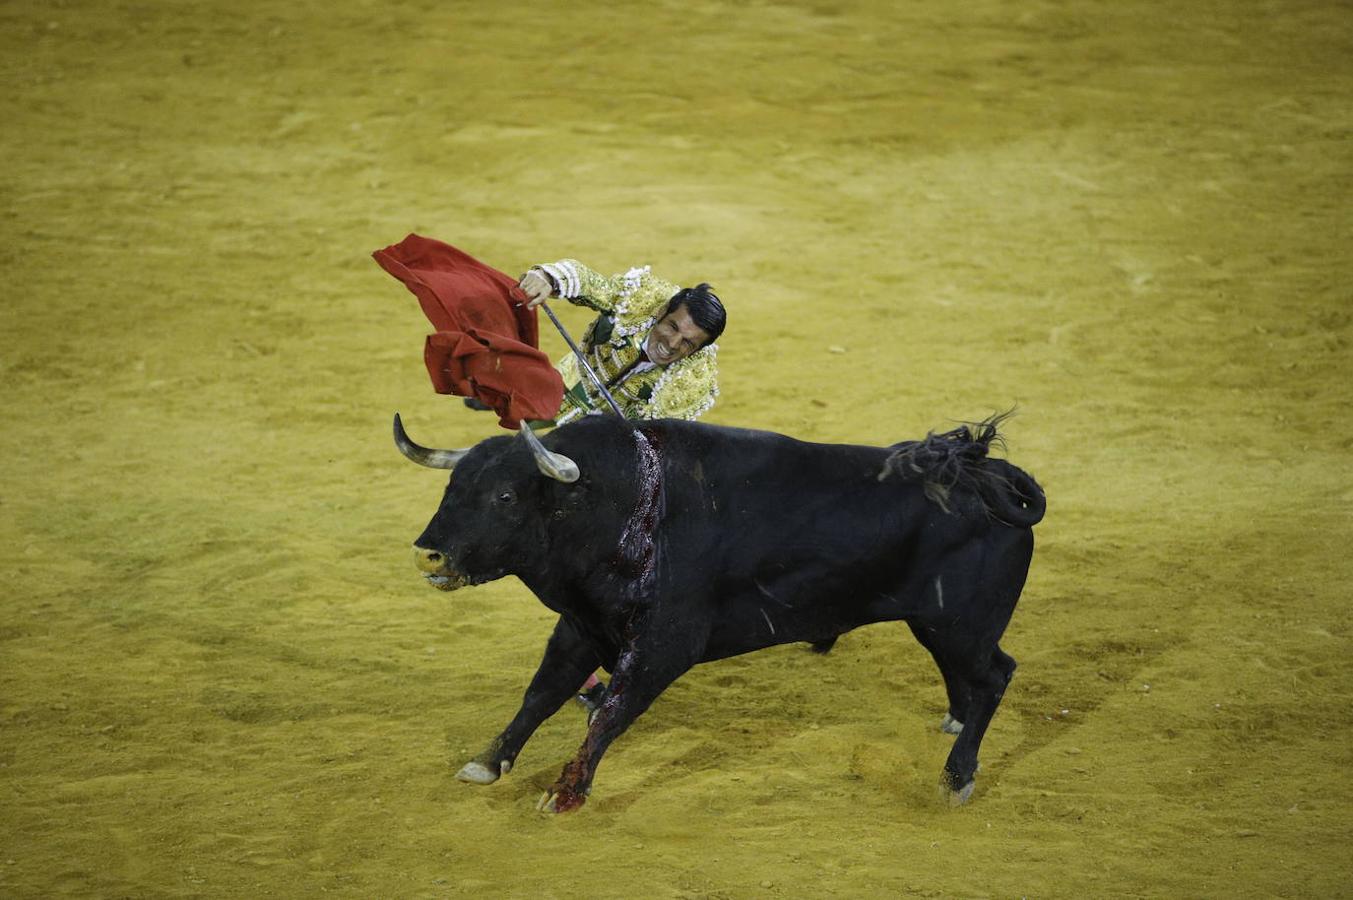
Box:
532 259 681 324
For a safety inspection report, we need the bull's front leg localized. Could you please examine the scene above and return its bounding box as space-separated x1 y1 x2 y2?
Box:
538 624 700 813
456 616 600 785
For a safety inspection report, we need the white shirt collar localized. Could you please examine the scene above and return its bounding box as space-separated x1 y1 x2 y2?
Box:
635 336 659 374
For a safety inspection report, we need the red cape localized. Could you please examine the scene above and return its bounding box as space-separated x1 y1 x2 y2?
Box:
373 234 564 428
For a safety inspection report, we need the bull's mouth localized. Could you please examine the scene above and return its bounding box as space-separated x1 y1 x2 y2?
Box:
421 569 503 592
423 572 471 592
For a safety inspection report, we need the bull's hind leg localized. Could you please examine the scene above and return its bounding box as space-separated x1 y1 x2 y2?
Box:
926 531 1032 804
935 641 1017 806
991 646 1017 687
907 622 972 735
456 617 600 786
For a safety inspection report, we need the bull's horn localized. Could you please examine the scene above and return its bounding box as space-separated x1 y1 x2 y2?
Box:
520 424 579 483
393 413 472 470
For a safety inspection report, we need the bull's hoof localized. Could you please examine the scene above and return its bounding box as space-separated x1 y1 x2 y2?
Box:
455 759 511 785
940 713 964 735
939 778 975 807
536 785 588 814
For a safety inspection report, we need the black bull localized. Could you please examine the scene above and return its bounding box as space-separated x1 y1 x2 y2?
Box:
393 412 1045 812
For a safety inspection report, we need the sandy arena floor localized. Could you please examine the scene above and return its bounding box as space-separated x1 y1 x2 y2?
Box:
2 0 1351 896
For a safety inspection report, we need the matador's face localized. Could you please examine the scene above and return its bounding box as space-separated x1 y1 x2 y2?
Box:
646 305 711 366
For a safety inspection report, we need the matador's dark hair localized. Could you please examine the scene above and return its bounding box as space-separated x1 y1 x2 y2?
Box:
664 283 726 347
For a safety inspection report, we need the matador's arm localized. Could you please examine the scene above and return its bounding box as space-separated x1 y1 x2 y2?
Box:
530 259 681 322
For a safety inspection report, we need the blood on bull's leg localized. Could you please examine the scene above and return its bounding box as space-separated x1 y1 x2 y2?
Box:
456 617 600 786
537 626 701 813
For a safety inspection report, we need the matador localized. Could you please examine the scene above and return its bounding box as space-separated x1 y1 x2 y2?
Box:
516 259 726 425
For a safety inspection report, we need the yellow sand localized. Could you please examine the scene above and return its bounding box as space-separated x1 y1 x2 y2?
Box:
3 0 1350 895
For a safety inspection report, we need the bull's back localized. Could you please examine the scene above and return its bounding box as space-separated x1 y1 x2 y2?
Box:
644 421 1027 659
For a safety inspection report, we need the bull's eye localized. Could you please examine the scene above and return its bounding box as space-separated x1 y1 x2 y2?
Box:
496 490 515 504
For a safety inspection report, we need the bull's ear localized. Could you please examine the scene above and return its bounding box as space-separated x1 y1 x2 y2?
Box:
393 414 472 470
520 424 580 483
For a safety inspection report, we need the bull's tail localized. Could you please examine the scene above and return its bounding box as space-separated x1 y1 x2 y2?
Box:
879 411 1045 527
981 458 1046 527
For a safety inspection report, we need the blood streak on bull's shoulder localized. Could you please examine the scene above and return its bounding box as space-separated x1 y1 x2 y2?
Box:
558 433 663 813
612 425 664 590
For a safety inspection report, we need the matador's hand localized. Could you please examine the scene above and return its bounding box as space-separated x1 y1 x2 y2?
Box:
517 270 555 308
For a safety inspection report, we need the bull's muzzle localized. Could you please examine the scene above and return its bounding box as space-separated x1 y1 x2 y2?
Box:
412 545 469 592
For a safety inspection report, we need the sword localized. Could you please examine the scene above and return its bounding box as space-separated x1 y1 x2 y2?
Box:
537 301 626 419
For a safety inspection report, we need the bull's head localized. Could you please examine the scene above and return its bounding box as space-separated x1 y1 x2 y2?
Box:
393 414 581 592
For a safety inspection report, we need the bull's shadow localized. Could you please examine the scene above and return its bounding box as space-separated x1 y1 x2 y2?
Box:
395 411 1045 812
484 633 960 814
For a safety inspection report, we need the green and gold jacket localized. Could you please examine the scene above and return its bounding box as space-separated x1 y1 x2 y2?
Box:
533 259 719 425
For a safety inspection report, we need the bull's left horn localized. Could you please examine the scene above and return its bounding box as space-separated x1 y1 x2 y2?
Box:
393 414 472 470
520 424 579 483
